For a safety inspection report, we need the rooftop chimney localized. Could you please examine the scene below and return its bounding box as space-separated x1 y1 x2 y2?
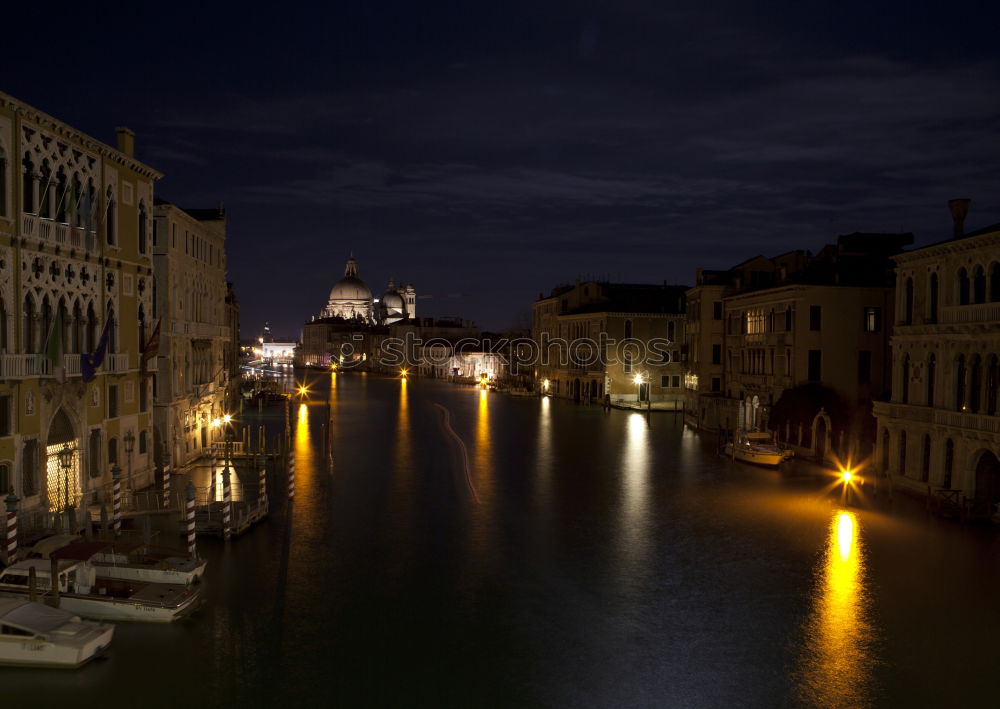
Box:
115 127 135 157
948 198 971 239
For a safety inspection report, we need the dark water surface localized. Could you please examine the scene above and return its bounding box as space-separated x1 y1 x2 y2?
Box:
7 374 1000 708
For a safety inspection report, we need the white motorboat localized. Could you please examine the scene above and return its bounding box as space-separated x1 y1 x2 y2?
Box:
32 538 206 587
724 431 794 467
0 559 202 623
0 598 114 668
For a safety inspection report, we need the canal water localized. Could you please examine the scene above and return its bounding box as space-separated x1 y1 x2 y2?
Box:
6 374 1000 708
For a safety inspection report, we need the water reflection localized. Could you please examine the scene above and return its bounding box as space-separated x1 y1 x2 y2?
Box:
294 404 312 506
618 413 651 584
797 509 874 708
395 377 411 470
474 388 494 501
534 397 553 502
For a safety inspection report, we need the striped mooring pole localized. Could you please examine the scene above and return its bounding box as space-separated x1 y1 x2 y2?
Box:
258 453 268 514
5 491 19 566
162 462 171 509
222 449 232 541
210 444 218 502
111 464 122 537
287 450 295 501
186 482 197 558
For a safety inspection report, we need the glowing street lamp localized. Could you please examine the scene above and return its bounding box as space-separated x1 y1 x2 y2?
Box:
400 368 408 378
542 379 550 394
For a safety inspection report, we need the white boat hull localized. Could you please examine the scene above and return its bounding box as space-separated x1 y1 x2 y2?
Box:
0 590 200 623
725 443 786 467
93 557 206 587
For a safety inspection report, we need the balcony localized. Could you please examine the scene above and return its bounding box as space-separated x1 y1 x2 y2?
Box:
0 354 49 378
939 303 1000 326
874 402 1000 435
106 353 130 372
64 354 81 376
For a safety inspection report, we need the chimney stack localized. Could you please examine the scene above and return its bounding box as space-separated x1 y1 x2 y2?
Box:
115 127 135 157
948 198 971 239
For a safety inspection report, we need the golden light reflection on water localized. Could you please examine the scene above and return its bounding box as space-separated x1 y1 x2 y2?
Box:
535 397 552 500
474 388 494 501
294 403 312 501
618 413 650 581
395 377 412 470
797 509 874 709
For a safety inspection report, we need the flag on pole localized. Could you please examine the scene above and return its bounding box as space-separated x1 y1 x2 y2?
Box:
44 310 65 382
82 318 112 383
141 319 161 379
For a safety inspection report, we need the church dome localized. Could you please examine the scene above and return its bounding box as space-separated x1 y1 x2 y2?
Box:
329 276 372 303
381 290 404 309
328 257 372 302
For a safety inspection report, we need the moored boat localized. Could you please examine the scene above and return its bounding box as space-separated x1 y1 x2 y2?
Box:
0 598 114 669
724 431 794 467
0 559 202 623
32 538 206 587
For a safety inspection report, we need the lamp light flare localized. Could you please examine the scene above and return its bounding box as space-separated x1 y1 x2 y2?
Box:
222 414 232 424
841 470 853 483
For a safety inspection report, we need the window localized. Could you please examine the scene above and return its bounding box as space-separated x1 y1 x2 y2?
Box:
667 321 675 342
973 266 986 304
901 354 910 404
713 301 722 320
624 319 632 339
105 188 116 246
809 305 821 331
784 308 793 331
152 218 159 247
956 355 966 411
139 430 147 455
711 377 721 393
671 375 680 388
88 430 102 478
864 307 882 332
21 440 38 496
903 277 914 324
108 437 118 465
172 223 177 248
138 202 147 254
140 379 148 412
808 350 821 382
929 273 939 323
927 354 936 407
958 268 970 305
108 384 118 419
0 395 10 436
858 350 872 385
712 344 721 365
661 375 670 387
943 439 954 488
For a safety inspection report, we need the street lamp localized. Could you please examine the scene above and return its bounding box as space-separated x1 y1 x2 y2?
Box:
123 430 135 492
57 442 73 513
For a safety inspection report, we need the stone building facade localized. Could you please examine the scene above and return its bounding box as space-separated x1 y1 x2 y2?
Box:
0 92 160 534
151 200 234 468
873 207 1000 514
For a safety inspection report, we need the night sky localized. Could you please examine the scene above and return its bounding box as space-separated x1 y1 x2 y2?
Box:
5 1 1000 335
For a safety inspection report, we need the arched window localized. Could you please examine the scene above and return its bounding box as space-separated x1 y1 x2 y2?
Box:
105 187 116 245
106 302 117 353
973 266 986 304
21 153 34 213
0 145 7 218
904 277 914 325
22 294 34 353
39 160 52 219
987 355 998 416
71 300 82 354
927 353 936 407
138 201 147 254
57 298 69 356
39 296 51 355
958 268 970 305
921 435 931 482
55 168 67 223
899 430 907 476
138 430 147 455
901 354 910 404
929 272 939 323
85 302 96 353
71 173 83 227
991 263 1000 303
138 304 146 351
956 354 966 411
943 439 954 488
624 319 632 339
970 355 982 413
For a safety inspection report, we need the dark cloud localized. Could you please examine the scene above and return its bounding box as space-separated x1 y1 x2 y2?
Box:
5 0 1000 332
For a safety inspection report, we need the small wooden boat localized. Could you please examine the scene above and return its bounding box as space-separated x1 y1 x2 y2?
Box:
0 598 114 669
0 559 202 623
724 431 793 467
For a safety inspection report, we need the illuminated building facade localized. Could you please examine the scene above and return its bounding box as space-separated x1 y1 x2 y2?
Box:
0 92 159 533
532 281 688 406
873 204 1000 514
152 201 234 467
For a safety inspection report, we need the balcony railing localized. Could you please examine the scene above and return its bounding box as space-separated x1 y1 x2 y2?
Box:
939 303 1000 325
64 354 81 376
106 353 130 372
875 401 1000 434
0 354 49 378
21 213 97 251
